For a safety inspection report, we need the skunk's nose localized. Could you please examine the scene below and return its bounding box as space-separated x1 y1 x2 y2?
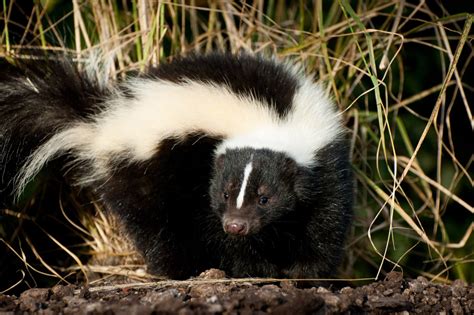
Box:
224 219 248 235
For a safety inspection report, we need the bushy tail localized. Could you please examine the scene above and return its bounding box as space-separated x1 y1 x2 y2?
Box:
0 57 108 203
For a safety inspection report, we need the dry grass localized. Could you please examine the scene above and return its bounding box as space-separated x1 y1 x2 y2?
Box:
0 0 472 291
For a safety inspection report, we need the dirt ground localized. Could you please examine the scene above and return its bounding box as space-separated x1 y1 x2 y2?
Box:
1 270 473 314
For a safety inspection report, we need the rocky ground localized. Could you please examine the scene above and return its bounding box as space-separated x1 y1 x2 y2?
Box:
1 270 473 314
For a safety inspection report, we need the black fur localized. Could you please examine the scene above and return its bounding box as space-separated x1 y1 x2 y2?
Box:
0 58 107 200
96 133 222 279
0 53 353 280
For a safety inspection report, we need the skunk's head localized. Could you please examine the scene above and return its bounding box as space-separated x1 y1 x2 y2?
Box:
210 148 298 236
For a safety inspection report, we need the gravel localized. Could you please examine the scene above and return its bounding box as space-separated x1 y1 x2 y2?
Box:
1 270 473 314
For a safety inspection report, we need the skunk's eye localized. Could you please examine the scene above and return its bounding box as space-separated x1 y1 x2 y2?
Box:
259 196 269 205
223 192 229 199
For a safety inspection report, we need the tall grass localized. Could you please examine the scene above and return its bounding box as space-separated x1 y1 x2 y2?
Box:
1 0 472 291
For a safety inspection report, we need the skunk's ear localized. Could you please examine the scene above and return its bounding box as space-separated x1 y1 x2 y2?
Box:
214 154 225 169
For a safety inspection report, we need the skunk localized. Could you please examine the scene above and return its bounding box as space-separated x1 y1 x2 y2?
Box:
0 53 353 279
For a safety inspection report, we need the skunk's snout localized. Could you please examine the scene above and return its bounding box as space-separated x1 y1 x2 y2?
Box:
223 218 248 236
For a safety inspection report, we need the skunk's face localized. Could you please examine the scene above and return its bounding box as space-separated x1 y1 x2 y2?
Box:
210 148 298 236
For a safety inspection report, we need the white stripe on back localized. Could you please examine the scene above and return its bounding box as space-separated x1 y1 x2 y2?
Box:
15 61 344 198
236 157 254 209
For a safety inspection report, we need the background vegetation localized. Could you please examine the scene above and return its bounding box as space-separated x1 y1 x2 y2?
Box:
1 0 472 293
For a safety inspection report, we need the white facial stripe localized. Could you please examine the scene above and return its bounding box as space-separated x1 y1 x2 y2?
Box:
236 158 254 209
